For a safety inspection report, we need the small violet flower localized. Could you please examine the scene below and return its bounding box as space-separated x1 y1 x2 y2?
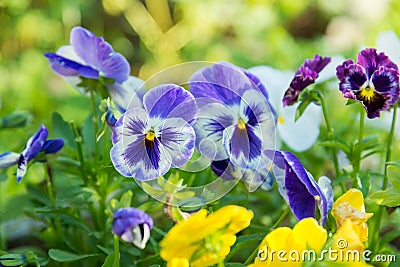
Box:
112 208 153 249
272 150 333 225
189 62 276 170
45 26 129 83
336 48 400 118
110 84 197 181
0 125 64 183
44 26 142 110
283 55 331 106
248 66 322 152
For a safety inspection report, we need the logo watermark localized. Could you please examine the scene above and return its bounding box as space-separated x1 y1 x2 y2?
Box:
257 239 396 263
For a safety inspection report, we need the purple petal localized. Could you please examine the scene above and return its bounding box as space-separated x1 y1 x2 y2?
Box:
372 66 399 97
338 64 368 95
42 139 64 154
70 26 130 83
283 68 317 106
189 62 253 105
143 84 197 122
300 55 331 74
0 152 20 168
44 53 99 79
112 207 153 237
357 48 398 78
156 117 196 167
22 125 48 161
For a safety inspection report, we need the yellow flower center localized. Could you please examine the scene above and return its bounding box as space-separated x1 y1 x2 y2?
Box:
237 117 246 130
145 129 156 141
278 116 285 124
359 87 376 101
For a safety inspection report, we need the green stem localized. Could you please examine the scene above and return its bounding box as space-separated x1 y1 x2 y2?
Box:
70 121 88 185
371 101 398 251
243 206 290 265
89 88 99 159
113 234 120 267
43 163 63 243
352 105 365 188
319 94 345 192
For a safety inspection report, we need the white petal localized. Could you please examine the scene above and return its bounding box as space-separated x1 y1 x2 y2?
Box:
376 31 400 66
0 152 20 168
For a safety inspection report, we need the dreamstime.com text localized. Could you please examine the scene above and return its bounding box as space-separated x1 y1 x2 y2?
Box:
257 239 396 263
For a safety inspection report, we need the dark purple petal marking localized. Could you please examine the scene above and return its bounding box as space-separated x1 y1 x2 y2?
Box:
17 155 27 183
44 53 99 79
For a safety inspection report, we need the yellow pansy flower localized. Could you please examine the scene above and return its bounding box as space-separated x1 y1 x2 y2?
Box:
331 189 373 242
160 205 253 267
249 217 327 267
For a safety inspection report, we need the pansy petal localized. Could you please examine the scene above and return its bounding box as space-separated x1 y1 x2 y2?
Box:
0 152 20 168
357 48 398 77
318 176 334 211
338 64 368 94
144 84 197 122
17 155 27 183
278 103 321 152
110 141 132 177
156 117 196 167
42 139 64 154
193 102 236 161
372 67 399 98
189 62 252 105
44 53 99 79
70 26 130 83
22 125 48 161
107 76 145 111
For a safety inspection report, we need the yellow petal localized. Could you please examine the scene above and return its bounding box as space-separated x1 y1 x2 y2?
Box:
332 189 364 213
332 218 365 253
287 217 327 253
167 258 190 267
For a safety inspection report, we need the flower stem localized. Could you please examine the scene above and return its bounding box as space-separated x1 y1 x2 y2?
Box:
319 94 345 192
243 206 290 265
352 105 365 188
70 121 88 185
371 101 398 251
113 234 120 267
89 88 99 159
43 163 63 243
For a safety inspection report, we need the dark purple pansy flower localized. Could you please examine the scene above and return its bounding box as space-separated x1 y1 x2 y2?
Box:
110 84 197 181
211 159 274 192
112 207 153 249
283 55 331 106
189 62 276 170
0 125 64 183
271 150 332 225
45 26 130 83
336 48 400 118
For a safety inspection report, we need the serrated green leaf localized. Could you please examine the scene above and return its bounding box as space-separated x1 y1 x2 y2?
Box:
369 188 400 207
52 112 75 149
319 141 350 155
388 165 400 191
48 249 100 263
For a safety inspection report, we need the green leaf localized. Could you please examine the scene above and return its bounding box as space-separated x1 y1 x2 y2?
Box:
346 98 356 105
52 112 76 149
101 253 115 267
119 190 133 208
295 97 313 122
48 249 100 263
369 188 400 207
136 201 164 213
387 165 400 191
319 141 350 155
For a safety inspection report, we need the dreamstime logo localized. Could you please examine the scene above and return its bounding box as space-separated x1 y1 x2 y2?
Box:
119 61 277 206
257 239 397 263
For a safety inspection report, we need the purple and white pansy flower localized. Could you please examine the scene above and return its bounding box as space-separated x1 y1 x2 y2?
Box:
336 48 399 119
112 207 153 249
110 84 197 181
271 150 333 225
44 26 142 110
0 125 64 183
188 62 276 171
